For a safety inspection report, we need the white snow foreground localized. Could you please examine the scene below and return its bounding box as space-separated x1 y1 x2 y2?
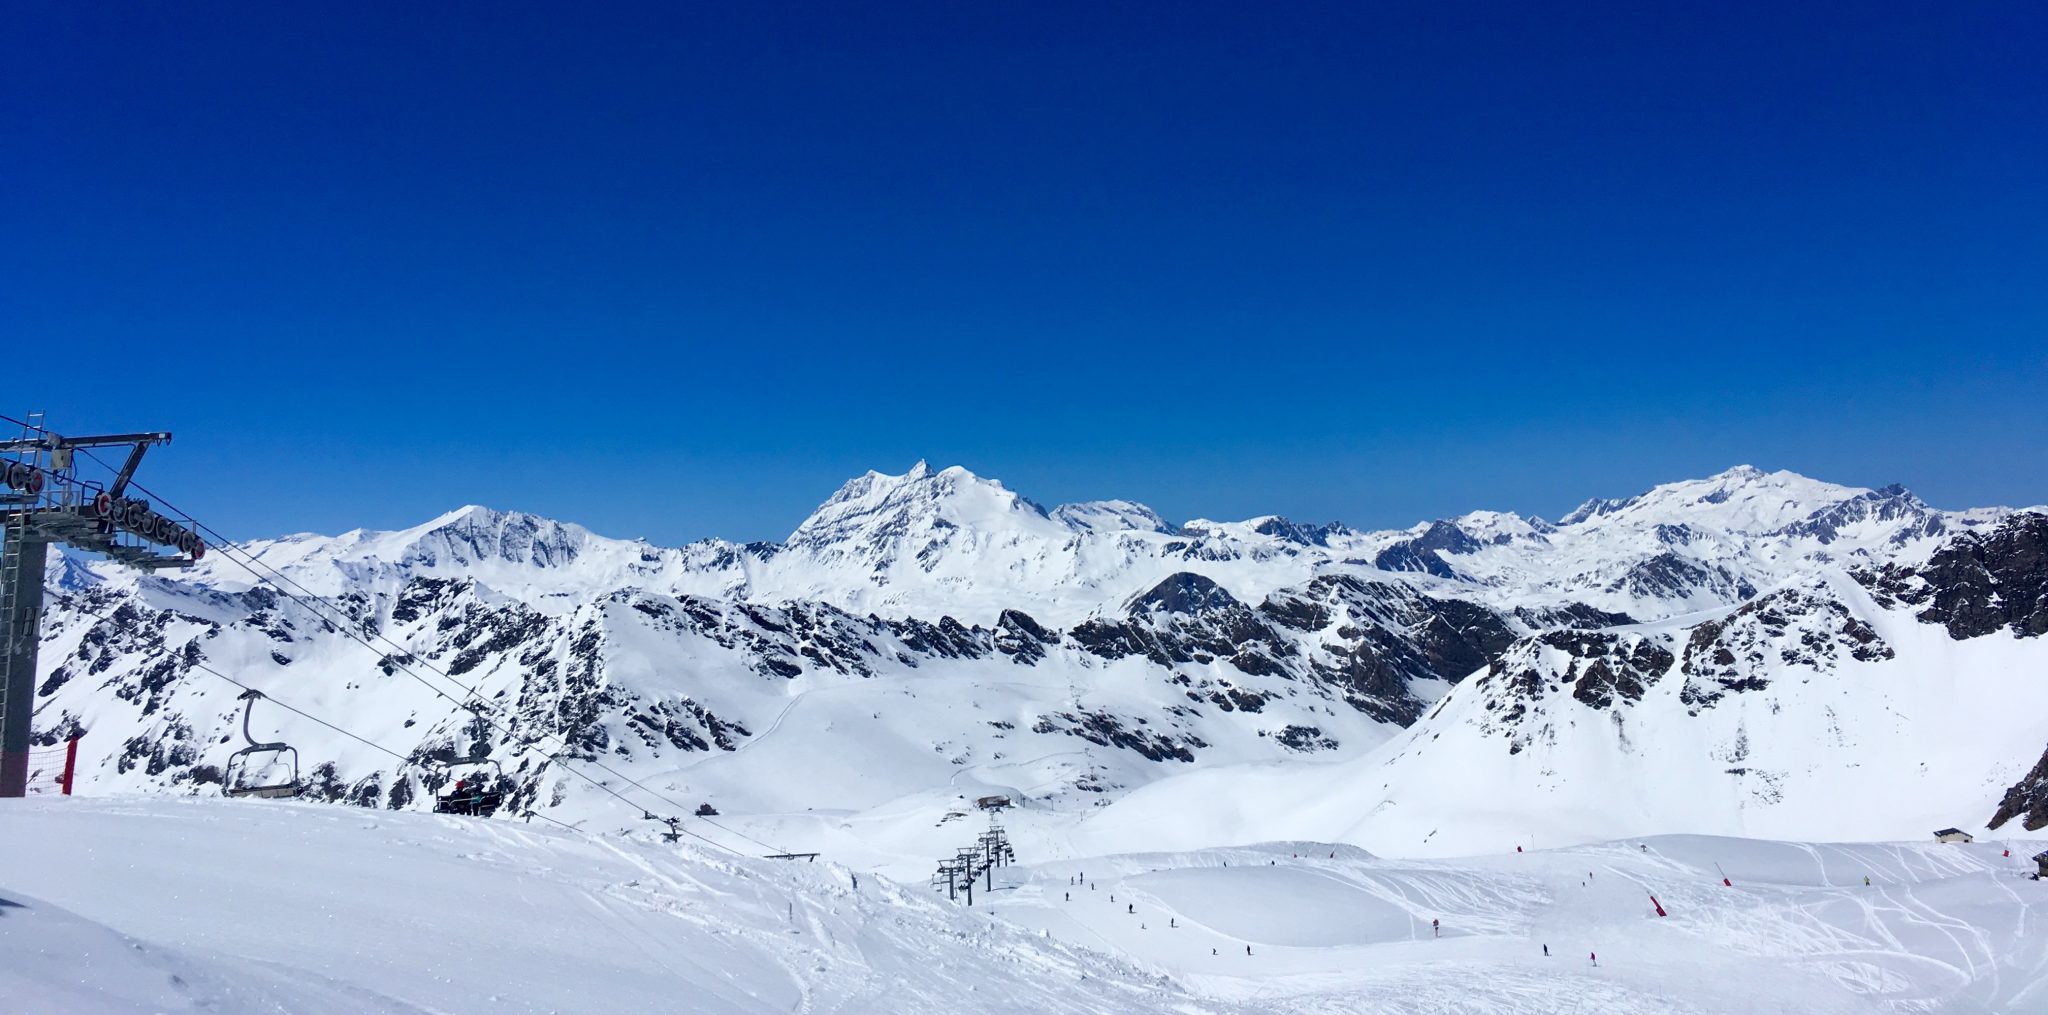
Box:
7 800 2047 1014
0 798 1213 1015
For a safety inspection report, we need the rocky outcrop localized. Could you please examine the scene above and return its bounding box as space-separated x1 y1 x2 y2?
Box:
1678 586 1892 713
1467 629 1677 753
1608 552 1756 602
1372 520 1482 579
1776 484 1949 546
1910 512 2048 639
1988 743 2048 832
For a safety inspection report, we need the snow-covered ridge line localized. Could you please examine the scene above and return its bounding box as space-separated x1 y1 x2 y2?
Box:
70 462 2019 631
28 462 2047 861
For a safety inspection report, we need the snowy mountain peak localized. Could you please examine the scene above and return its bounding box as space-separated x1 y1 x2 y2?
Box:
1558 466 1866 535
1124 571 1242 615
388 504 596 569
421 503 501 528
1557 496 1630 526
789 462 1059 549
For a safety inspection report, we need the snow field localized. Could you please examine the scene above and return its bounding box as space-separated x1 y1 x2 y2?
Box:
6 797 2044 1013
0 798 1230 1015
980 837 2048 1013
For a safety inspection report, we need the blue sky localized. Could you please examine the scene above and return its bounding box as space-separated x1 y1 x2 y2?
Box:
6 2 2044 544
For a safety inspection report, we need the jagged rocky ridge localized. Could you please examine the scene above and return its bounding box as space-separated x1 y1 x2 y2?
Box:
1407 511 2047 832
23 464 2048 840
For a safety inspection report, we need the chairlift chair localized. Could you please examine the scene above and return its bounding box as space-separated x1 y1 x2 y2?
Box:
222 690 301 799
431 754 506 817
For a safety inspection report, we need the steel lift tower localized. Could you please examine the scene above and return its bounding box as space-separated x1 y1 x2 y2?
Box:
2 415 204 797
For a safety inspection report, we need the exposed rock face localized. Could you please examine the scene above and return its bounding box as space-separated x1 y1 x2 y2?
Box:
402 507 589 569
1911 512 2048 639
1775 484 1950 546
1608 552 1756 602
1065 571 1526 725
1126 573 1243 616
1372 521 1482 579
1249 517 1352 547
1468 629 1677 752
1678 586 1893 714
1257 575 1517 724
1512 603 1637 631
1988 743 2048 831
1466 626 1687 753
1032 710 1207 764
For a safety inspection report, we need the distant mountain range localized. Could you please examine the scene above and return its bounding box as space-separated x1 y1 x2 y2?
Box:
27 463 2048 854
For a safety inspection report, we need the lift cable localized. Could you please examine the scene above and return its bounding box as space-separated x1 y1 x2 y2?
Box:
195 531 766 855
11 414 782 857
11 421 774 857
189 659 413 766
183 660 641 839
184 654 744 854
171 524 761 856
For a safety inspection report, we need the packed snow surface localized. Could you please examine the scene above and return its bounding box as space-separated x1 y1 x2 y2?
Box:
0 798 1209 1015
4 798 2044 1013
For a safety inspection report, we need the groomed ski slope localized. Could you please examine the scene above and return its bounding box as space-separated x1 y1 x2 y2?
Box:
6 798 2046 1013
0 798 1216 1015
987 838 2048 1013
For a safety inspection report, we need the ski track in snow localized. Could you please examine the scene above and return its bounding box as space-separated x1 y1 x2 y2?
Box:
4 798 2046 1012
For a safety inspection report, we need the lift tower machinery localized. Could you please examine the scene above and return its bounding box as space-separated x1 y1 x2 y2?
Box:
1 416 204 797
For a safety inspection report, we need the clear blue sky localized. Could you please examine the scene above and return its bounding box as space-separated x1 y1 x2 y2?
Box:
6 2 2044 544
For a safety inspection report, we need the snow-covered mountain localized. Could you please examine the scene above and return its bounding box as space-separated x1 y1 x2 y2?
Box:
1081 511 2048 857
22 463 2048 860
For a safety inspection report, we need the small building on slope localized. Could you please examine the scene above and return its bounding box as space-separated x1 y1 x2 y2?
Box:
1933 828 1974 844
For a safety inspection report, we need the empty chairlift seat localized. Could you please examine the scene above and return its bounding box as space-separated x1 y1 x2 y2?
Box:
221 689 301 799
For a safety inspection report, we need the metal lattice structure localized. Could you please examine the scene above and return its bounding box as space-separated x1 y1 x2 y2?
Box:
1 414 201 797
931 814 1015 904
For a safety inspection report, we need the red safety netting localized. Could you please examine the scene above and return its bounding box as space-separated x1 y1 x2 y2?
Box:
19 741 80 795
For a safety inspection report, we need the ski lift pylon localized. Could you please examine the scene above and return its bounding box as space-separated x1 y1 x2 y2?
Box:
221 689 301 799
